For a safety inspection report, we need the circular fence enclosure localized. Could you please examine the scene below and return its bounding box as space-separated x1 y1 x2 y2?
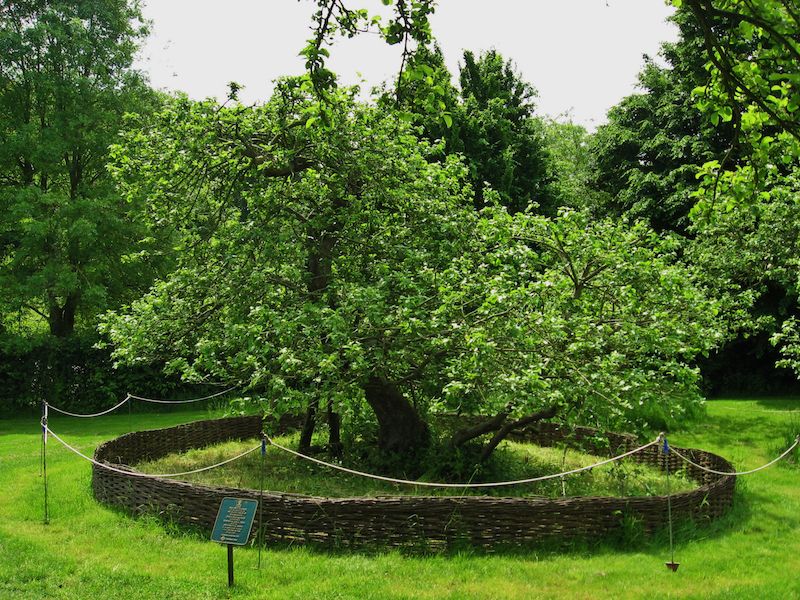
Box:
92 415 735 551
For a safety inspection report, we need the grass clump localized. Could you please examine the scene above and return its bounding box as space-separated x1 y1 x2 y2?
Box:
771 416 800 468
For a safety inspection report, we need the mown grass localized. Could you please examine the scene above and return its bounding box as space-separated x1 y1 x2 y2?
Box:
1 398 799 599
136 434 695 498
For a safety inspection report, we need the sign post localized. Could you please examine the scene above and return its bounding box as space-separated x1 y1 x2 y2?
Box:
211 497 258 587
227 544 234 586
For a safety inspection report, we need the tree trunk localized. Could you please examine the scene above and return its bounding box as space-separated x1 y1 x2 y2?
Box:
67 151 82 199
327 401 342 457
299 209 341 454
363 375 429 456
20 159 34 185
48 294 78 338
298 396 319 454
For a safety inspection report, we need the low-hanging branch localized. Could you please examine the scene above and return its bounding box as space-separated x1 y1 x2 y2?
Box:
450 403 560 462
480 405 559 461
450 404 513 448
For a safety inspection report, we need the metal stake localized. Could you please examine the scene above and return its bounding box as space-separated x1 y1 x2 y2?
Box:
663 436 679 572
257 433 266 569
42 402 49 525
39 402 45 477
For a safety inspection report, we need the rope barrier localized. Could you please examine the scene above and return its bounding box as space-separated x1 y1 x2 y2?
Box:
46 396 131 418
264 434 661 488
127 385 238 404
44 385 239 418
670 436 800 476
43 424 261 479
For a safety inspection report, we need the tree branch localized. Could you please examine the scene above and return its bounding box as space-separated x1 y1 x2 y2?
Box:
450 403 513 447
480 404 558 462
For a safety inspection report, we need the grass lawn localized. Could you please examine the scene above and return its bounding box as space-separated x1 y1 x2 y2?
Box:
1 398 799 599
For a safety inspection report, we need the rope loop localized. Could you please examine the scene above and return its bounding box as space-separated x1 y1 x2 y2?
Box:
127 385 238 404
46 396 131 418
45 384 238 418
44 426 260 479
671 437 800 476
263 433 660 488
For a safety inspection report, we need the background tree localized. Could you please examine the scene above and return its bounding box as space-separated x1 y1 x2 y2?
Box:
454 50 554 214
394 47 556 215
676 0 800 390
0 0 178 414
687 177 800 391
588 9 739 232
0 0 164 338
542 117 601 210
583 2 799 394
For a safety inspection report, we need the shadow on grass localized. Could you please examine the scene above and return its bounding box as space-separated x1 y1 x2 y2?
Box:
753 397 800 411
677 407 798 451
707 396 800 412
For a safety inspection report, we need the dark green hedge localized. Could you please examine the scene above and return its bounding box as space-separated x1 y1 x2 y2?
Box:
0 334 187 416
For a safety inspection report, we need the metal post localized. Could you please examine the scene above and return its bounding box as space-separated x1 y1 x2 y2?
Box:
42 402 49 525
663 436 679 572
227 544 234 587
258 433 266 569
39 402 45 477
667 456 674 560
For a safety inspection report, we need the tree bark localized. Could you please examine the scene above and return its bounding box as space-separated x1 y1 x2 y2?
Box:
363 375 429 456
68 152 82 199
20 159 34 185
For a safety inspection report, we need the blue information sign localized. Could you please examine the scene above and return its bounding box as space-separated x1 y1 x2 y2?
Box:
211 497 258 546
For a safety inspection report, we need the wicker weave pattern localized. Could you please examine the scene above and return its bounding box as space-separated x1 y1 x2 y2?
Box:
92 416 735 550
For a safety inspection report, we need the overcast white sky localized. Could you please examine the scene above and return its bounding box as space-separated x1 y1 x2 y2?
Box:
135 1 678 130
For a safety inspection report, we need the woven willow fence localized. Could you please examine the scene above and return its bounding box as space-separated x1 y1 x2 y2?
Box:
92 415 735 550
